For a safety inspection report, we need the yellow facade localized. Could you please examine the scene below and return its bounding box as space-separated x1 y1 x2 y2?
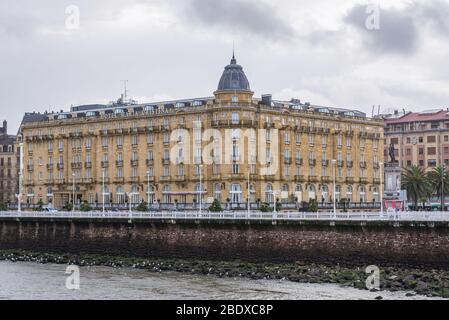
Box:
19 57 384 210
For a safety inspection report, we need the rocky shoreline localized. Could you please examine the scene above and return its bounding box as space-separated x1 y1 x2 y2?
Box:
1 249 448 299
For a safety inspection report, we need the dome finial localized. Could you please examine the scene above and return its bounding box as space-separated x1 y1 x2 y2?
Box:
231 44 236 64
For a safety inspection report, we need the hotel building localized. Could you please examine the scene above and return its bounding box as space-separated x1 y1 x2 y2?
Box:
19 55 384 210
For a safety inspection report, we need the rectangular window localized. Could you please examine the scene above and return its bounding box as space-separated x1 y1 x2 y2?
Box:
427 136 436 143
428 147 437 155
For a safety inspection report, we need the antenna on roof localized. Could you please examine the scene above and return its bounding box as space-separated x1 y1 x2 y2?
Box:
121 80 128 100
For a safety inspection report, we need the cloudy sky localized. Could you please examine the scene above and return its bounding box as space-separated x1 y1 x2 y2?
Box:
1 0 449 133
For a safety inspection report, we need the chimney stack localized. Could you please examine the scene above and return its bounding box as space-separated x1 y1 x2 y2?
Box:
2 120 6 134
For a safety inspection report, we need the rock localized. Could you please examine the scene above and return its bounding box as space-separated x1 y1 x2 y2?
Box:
375 296 383 300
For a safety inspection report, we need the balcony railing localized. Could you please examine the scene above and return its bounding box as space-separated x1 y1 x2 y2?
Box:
71 162 82 169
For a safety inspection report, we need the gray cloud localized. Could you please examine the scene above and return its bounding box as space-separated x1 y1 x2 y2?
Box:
184 0 294 40
415 0 449 38
344 4 418 55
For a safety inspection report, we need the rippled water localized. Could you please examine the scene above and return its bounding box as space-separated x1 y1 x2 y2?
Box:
0 261 440 300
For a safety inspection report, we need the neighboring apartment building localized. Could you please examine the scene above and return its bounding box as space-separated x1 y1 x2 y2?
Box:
384 109 449 170
19 55 384 210
0 120 18 205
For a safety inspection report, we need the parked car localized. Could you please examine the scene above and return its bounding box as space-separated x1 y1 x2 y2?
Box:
43 207 58 213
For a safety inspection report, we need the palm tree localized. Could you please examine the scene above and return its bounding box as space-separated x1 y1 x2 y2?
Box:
401 166 430 209
427 165 449 210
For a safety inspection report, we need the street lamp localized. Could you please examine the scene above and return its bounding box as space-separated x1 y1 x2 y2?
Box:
272 190 278 214
379 162 384 218
147 171 151 211
102 169 105 214
331 159 337 218
72 173 76 212
199 164 203 216
17 142 24 213
247 165 251 219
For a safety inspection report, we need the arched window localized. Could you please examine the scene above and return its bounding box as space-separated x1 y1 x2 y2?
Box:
230 183 242 204
214 183 222 202
195 183 204 203
146 184 155 204
322 185 329 202
103 185 110 204
295 184 303 202
281 184 289 203
373 186 380 202
265 184 273 203
335 185 341 201
359 185 366 203
249 184 256 203
131 185 140 204
116 186 125 204
308 184 316 201
346 185 353 202
162 185 171 204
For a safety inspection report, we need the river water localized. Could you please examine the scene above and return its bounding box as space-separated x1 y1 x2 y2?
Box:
0 261 440 300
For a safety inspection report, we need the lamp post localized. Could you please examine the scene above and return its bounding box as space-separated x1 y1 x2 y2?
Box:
331 159 337 218
379 162 384 218
72 173 76 212
17 142 24 213
247 165 251 219
147 171 150 211
102 169 105 214
199 164 203 216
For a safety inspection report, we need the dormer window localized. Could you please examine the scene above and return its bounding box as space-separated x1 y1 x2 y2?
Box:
175 102 185 108
145 105 155 112
86 111 96 117
57 114 68 120
114 108 126 115
192 100 203 107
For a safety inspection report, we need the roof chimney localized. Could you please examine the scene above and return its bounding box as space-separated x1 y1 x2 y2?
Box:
2 120 6 134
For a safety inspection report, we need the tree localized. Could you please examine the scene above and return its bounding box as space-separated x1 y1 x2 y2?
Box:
80 201 92 212
209 199 223 212
136 201 148 212
427 165 449 210
308 198 318 213
260 202 272 212
401 166 430 209
34 199 44 212
64 202 73 211
0 203 7 211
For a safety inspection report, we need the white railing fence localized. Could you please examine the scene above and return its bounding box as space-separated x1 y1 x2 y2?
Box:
0 211 448 222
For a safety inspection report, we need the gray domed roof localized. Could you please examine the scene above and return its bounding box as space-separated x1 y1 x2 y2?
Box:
217 54 251 92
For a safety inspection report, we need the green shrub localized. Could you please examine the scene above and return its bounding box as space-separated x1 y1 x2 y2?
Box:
209 199 223 212
136 201 148 212
308 198 318 212
0 203 7 211
64 202 73 211
34 199 44 212
260 202 272 212
80 201 92 212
